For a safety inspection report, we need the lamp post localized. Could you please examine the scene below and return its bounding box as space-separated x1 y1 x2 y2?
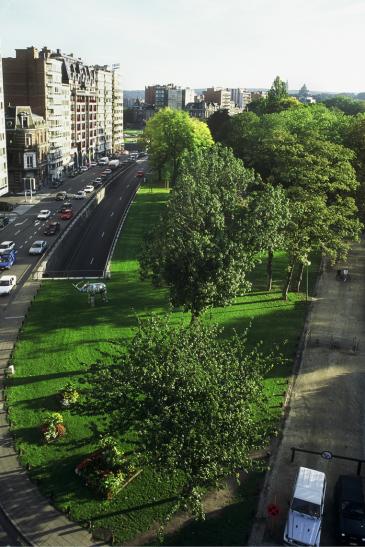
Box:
304 258 311 302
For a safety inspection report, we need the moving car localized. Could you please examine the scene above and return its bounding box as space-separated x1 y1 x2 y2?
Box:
335 475 365 545
55 191 67 201
0 275 16 295
58 202 72 213
0 250 16 269
59 209 73 220
94 177 102 184
98 157 109 166
103 168 112 174
74 190 86 199
43 221 60 236
83 185 94 193
0 216 10 228
94 180 103 188
0 241 15 253
136 170 144 178
284 467 326 547
89 161 97 167
37 209 51 220
29 240 47 255
80 166 89 172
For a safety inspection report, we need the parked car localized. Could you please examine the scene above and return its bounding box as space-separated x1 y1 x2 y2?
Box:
74 190 86 199
89 161 97 167
335 475 365 545
284 467 326 547
83 185 94 193
58 202 72 212
37 209 51 220
55 191 67 201
0 241 15 253
0 275 16 295
43 221 60 236
0 250 16 269
59 209 73 220
103 168 112 174
136 170 145 178
80 166 89 172
94 180 103 188
94 177 102 184
29 240 47 255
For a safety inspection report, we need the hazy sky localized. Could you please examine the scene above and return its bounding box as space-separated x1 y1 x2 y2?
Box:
1 0 364 93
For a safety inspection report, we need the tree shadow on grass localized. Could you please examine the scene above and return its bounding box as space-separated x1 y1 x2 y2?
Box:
7 368 86 387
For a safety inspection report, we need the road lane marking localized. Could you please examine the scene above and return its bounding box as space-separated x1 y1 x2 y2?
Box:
101 232 105 238
110 212 114 217
24 240 28 244
5 316 25 320
119 197 122 200
15 219 27 226
19 245 23 249
90 257 94 265
14 230 20 236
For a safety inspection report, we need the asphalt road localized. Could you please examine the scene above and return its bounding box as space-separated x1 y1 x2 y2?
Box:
56 161 144 276
253 239 365 546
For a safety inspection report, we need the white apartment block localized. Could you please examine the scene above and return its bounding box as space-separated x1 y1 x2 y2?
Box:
112 68 123 152
0 52 8 195
95 67 113 157
45 57 71 180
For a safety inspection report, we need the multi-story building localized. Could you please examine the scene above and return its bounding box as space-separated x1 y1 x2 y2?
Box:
0 51 8 196
230 88 252 109
112 67 123 153
94 66 113 158
3 47 71 182
5 106 48 193
145 84 195 110
204 87 232 110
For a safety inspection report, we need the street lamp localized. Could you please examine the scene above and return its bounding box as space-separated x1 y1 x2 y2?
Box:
303 258 311 302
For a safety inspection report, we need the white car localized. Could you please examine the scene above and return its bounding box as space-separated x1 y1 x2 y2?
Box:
80 166 89 172
37 209 51 220
74 190 86 199
29 240 47 255
0 275 16 295
0 241 15 253
103 168 112 174
83 185 94 193
89 161 97 167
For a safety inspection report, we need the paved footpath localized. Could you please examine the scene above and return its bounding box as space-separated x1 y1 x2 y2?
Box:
0 280 101 546
249 238 365 546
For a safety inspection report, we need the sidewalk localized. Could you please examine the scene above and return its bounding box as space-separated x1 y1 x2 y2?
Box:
249 238 365 545
0 280 101 546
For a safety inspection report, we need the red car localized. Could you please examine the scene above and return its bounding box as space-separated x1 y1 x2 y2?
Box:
59 209 73 220
136 170 144 178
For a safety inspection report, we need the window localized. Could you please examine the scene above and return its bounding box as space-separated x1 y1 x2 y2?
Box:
26 155 34 169
26 134 32 147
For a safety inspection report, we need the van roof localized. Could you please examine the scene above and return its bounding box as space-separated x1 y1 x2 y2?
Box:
294 467 326 505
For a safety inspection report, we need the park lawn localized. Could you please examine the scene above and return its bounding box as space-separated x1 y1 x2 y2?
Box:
7 187 319 545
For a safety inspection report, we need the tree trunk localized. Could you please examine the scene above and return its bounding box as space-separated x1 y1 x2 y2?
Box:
267 248 274 291
282 259 295 300
295 262 305 292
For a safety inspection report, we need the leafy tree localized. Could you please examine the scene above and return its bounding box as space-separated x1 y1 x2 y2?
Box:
322 95 365 116
267 76 288 104
343 113 365 221
206 109 230 142
140 145 262 319
143 108 213 185
84 316 282 517
247 184 291 290
298 84 309 98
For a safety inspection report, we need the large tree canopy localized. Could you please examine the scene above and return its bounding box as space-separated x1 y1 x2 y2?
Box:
84 316 282 517
143 107 213 185
140 145 269 318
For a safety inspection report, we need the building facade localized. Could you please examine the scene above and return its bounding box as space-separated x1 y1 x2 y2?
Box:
145 84 195 110
230 88 252 109
0 51 8 196
185 100 220 119
204 87 232 109
112 68 123 153
5 106 48 193
3 47 71 182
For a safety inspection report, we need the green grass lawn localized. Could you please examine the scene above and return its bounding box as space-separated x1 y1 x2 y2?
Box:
124 129 143 143
7 187 319 545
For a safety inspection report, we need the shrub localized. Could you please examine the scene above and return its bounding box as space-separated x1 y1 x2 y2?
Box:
41 412 66 443
59 382 79 407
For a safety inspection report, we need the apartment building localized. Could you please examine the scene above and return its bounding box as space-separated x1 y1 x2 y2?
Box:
3 47 71 182
0 51 8 196
5 106 48 193
94 66 113 158
112 68 123 153
230 88 251 109
204 87 232 110
145 84 195 110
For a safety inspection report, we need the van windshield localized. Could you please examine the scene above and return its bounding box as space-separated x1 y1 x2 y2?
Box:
291 498 321 517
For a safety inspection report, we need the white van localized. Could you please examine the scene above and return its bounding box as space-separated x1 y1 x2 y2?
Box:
98 157 109 166
284 467 326 547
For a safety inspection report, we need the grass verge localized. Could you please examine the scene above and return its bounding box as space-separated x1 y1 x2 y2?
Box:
7 186 319 544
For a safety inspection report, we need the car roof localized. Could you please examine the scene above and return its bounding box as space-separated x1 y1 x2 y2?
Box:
1 241 13 245
33 240 45 245
294 467 326 505
337 475 365 502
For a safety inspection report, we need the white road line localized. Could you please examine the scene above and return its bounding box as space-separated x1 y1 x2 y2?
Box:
15 219 27 226
110 212 114 217
24 240 28 244
119 197 122 200
19 245 23 249
14 230 20 236
101 232 105 238
90 257 94 265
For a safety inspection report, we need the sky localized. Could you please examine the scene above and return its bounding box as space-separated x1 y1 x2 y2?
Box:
0 0 364 93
